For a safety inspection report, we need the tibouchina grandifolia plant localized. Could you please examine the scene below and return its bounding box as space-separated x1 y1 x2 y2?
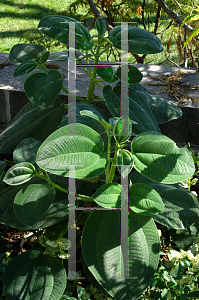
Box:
0 16 198 300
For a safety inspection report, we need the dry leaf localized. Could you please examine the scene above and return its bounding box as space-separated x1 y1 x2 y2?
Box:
167 36 172 53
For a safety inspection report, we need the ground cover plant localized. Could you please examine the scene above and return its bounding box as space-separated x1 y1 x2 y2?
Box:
0 15 199 300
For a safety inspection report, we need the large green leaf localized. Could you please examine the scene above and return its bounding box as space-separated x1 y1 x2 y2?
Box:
103 85 160 134
9 43 48 65
129 183 164 216
13 138 42 166
131 132 195 184
93 182 121 208
116 65 143 85
14 183 55 226
38 15 93 50
14 60 38 77
82 210 160 300
108 25 163 54
130 171 199 229
0 102 65 154
3 162 35 186
129 83 182 124
62 102 116 153
24 70 63 107
0 177 68 230
3 250 66 300
36 124 108 179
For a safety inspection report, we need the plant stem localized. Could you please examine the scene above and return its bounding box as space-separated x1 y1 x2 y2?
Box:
86 40 102 104
98 42 112 56
92 99 105 102
82 67 91 78
93 81 104 88
38 64 49 73
61 86 88 102
106 144 119 183
36 173 94 202
86 51 92 76
105 127 112 181
95 79 106 82
188 178 191 191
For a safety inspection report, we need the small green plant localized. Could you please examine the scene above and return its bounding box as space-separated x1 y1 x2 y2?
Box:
140 237 199 299
0 15 199 300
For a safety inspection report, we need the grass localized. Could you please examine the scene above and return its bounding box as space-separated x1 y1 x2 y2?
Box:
0 0 192 66
0 0 78 52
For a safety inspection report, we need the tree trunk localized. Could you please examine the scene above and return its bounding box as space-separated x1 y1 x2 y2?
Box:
153 0 194 33
86 0 113 32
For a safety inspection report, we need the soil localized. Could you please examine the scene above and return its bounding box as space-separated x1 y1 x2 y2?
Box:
0 225 33 258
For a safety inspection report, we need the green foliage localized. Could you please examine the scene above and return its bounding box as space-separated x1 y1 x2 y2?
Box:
3 162 36 186
24 70 63 107
113 116 132 144
14 183 55 226
96 66 118 83
14 60 38 77
38 16 93 50
95 18 107 37
36 124 109 179
181 10 199 47
82 210 160 300
9 44 48 65
131 171 199 229
0 101 65 154
131 132 195 184
103 84 160 134
139 237 199 299
129 183 164 216
0 15 198 300
116 65 143 85
3 250 66 300
108 26 163 54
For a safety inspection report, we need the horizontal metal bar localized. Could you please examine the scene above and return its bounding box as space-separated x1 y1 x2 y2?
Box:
77 62 130 67
76 207 121 210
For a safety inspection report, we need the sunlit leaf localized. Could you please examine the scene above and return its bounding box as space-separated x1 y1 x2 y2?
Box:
131 132 195 184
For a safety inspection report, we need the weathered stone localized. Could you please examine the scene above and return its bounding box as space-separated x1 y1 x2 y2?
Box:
1 53 199 148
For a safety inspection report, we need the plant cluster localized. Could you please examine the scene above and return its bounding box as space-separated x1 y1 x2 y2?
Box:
0 15 199 300
139 232 199 300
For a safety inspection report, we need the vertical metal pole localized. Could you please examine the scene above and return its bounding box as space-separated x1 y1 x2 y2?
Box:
120 22 129 279
68 166 77 279
68 21 77 280
121 22 129 123
68 22 76 126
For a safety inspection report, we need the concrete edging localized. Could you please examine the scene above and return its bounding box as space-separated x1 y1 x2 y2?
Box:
0 53 199 147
